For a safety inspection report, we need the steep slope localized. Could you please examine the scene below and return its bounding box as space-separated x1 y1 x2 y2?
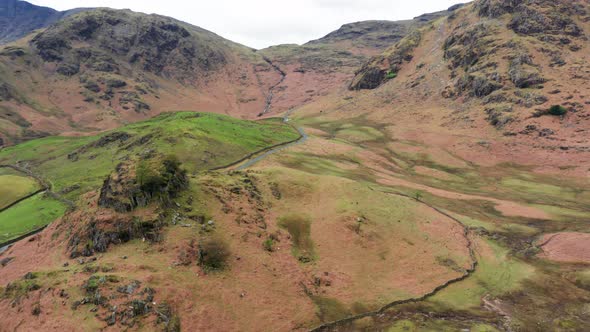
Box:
1 1 590 331
0 8 281 145
258 4 464 115
340 0 590 173
0 0 86 44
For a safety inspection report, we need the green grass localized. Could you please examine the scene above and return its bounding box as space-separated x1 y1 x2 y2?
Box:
0 193 67 244
386 320 500 332
0 173 40 209
531 204 590 220
311 295 351 322
278 213 315 261
0 112 299 200
430 239 534 310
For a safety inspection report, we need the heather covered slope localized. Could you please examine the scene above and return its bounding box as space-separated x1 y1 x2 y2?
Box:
341 0 590 175
258 4 465 115
1 0 590 331
0 8 282 145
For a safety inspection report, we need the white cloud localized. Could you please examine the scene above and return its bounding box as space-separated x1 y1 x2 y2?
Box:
26 0 464 49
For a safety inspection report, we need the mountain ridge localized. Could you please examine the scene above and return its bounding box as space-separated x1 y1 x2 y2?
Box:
0 0 88 44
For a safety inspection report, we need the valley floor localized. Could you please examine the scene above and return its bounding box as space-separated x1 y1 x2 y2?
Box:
1 102 589 331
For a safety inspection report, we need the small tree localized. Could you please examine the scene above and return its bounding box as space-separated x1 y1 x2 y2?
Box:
135 155 188 204
263 237 275 252
548 105 567 116
198 236 230 271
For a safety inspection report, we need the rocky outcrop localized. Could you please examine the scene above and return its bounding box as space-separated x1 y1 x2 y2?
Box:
98 156 188 213
475 0 522 18
349 30 422 90
443 22 496 71
509 6 582 37
68 216 163 257
0 81 18 101
30 9 227 81
349 66 386 90
508 54 546 88
98 162 149 213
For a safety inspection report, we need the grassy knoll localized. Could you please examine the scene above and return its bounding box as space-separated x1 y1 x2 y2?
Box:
0 193 67 244
0 112 299 200
0 112 298 245
0 172 40 209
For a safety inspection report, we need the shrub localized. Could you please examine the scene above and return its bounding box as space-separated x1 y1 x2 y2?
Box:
136 155 188 202
486 105 514 128
106 78 127 88
263 237 275 252
198 236 230 270
548 105 567 116
385 71 397 79
414 191 424 201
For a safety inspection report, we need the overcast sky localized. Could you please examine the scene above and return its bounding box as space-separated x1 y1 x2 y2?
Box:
27 0 463 49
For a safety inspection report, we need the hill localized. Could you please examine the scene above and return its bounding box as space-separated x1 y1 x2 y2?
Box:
0 0 86 44
258 4 465 114
1 1 590 331
0 8 283 145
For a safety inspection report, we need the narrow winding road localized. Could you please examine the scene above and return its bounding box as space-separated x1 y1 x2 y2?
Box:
236 109 308 170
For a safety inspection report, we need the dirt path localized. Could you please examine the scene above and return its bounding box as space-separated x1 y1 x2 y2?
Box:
236 105 309 170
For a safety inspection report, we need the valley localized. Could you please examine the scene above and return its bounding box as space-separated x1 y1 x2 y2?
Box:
0 0 590 331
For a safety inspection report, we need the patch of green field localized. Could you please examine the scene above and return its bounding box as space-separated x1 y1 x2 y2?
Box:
500 178 579 202
385 320 500 332
300 116 387 144
531 204 590 220
0 193 67 244
0 112 299 200
337 126 384 143
278 152 374 183
311 295 351 322
0 173 40 209
279 213 315 261
430 239 534 311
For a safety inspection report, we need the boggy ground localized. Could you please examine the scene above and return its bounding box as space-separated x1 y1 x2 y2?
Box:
1 2 590 331
3 82 589 331
242 95 590 330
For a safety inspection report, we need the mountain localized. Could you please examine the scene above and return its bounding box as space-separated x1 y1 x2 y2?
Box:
0 7 282 145
1 1 590 331
309 4 465 49
0 4 463 145
344 0 590 162
258 4 465 114
0 0 86 44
